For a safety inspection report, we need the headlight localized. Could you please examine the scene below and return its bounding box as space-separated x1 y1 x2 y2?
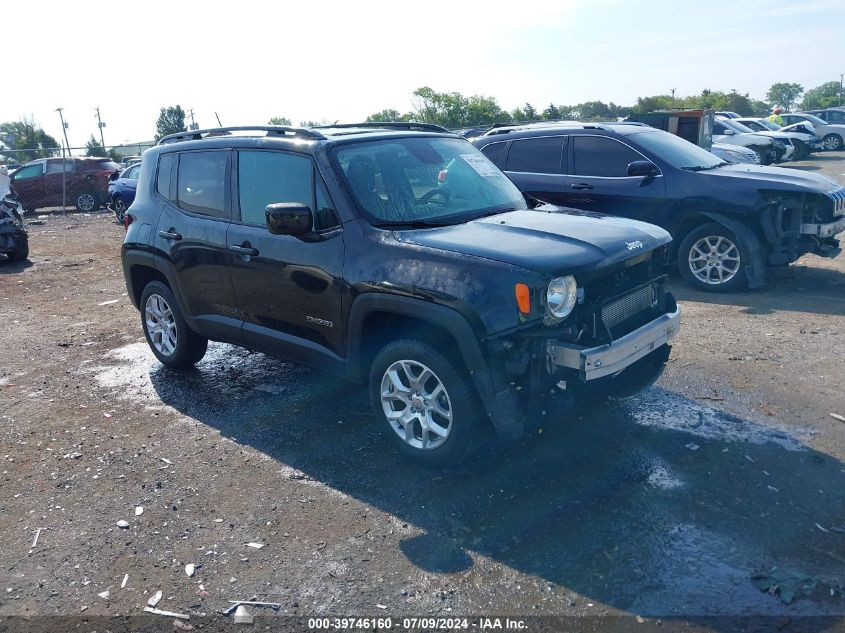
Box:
546 276 577 319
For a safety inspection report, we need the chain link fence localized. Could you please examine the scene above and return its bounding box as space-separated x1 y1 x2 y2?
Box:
1 143 153 215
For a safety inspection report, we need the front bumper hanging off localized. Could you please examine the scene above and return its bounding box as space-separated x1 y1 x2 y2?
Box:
547 305 681 381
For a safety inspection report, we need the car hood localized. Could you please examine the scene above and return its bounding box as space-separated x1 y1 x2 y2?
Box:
715 133 774 148
399 208 671 276
701 164 841 192
750 130 801 141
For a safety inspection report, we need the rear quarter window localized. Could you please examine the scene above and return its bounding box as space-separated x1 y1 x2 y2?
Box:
156 154 176 201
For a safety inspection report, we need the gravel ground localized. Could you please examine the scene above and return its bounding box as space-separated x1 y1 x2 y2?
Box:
1 152 844 630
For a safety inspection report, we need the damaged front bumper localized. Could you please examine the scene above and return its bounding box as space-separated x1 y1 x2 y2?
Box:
800 215 845 240
547 304 681 381
484 282 679 439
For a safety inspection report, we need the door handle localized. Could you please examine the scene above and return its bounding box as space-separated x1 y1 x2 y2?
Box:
570 183 593 190
158 230 182 240
230 244 259 257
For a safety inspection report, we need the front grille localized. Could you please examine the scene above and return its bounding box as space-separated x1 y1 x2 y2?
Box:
602 284 656 329
829 188 845 217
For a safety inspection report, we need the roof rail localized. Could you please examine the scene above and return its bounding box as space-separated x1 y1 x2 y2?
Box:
158 125 325 145
314 121 451 133
483 121 611 136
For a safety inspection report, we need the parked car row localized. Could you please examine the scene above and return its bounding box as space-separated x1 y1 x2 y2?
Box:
719 107 845 152
5 157 120 213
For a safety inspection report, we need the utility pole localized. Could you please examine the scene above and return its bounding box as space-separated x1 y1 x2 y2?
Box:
55 108 70 155
95 107 107 150
215 112 222 127
670 88 676 105
187 108 198 131
840 74 843 107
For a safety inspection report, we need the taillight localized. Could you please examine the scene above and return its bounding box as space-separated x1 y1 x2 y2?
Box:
124 213 133 231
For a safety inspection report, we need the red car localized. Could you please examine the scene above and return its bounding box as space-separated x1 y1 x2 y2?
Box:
10 157 119 212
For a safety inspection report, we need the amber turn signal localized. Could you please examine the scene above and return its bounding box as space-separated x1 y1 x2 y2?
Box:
515 283 531 314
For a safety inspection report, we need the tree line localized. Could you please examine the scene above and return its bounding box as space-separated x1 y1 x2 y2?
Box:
1 80 841 164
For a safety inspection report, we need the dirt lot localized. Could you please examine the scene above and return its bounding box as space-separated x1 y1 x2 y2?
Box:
1 153 845 630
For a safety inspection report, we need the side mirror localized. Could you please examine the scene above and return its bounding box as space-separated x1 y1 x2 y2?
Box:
265 203 313 237
109 170 120 181
627 160 660 177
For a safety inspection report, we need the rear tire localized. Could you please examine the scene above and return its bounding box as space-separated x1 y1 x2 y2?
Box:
369 339 482 466
823 134 843 151
140 281 208 368
75 190 99 212
678 223 749 293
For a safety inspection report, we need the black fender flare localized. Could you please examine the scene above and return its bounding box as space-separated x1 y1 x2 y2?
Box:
698 211 766 289
121 249 193 316
347 293 499 426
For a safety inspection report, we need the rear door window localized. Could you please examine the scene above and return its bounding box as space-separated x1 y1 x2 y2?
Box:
505 137 564 174
45 160 76 174
176 151 228 218
572 136 644 177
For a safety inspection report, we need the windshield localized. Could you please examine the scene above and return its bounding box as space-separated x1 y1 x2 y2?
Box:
756 119 781 131
629 129 725 170
799 113 826 126
720 119 755 134
335 137 527 226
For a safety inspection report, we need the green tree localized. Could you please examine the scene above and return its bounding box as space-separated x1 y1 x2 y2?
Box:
299 118 337 128
268 116 292 126
154 105 187 142
411 86 509 128
801 81 842 109
84 134 106 156
630 95 675 113
541 103 561 120
766 82 803 111
523 103 538 120
0 118 60 163
365 109 407 122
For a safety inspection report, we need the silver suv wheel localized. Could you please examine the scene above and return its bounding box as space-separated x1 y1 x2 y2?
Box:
688 235 741 285
380 359 453 450
144 293 178 356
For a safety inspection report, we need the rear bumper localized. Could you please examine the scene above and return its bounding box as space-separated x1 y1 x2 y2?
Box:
547 304 681 381
801 216 845 239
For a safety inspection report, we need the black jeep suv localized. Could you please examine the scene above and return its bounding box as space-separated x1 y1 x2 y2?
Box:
472 122 845 292
121 123 680 464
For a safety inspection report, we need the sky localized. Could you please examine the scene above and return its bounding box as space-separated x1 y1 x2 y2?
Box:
3 0 843 148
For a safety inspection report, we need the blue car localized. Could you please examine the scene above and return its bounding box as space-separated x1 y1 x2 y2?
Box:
108 163 141 222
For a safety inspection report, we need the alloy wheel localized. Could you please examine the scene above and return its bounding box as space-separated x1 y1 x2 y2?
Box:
77 193 96 212
688 235 741 285
144 293 178 356
380 359 453 450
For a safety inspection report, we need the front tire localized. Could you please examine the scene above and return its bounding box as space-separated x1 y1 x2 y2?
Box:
7 236 29 261
140 281 208 368
678 223 748 292
823 134 843 151
369 339 482 466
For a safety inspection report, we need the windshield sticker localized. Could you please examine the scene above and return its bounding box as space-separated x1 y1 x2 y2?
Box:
460 154 499 177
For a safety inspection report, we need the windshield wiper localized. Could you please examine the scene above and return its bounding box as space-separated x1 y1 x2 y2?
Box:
373 219 454 229
682 163 726 172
